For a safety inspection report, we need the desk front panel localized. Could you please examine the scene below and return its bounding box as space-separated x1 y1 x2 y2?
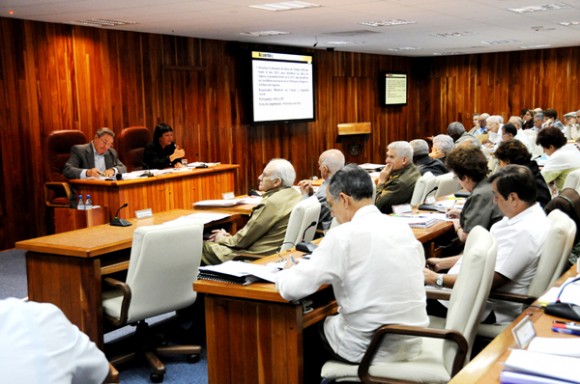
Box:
70 164 238 219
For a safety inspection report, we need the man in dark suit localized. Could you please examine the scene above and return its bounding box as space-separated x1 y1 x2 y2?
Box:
63 127 127 179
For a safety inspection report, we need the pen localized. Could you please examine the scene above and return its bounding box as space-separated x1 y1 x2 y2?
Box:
551 327 580 336
290 255 297 265
554 320 580 326
552 322 580 331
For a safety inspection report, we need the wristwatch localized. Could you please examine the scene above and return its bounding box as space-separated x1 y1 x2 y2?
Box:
436 274 444 288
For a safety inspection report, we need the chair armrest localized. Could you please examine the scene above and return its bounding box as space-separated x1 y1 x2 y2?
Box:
103 277 131 326
44 182 73 207
488 290 537 304
358 324 468 384
425 285 452 301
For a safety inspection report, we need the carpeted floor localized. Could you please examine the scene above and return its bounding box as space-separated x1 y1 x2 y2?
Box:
0 248 208 383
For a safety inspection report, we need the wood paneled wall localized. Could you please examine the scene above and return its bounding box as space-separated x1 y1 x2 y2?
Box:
0 16 578 249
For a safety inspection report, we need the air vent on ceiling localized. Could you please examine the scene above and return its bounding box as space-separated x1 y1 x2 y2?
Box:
70 19 136 27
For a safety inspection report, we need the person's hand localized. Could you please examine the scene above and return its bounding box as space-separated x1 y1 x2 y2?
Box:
423 268 437 285
446 209 461 219
426 257 449 272
174 162 184 168
378 163 393 184
103 168 115 178
169 145 186 162
173 145 185 159
87 168 102 178
298 179 314 196
208 228 230 242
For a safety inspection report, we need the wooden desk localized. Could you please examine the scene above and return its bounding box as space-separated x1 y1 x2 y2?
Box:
15 209 243 348
69 164 239 219
194 222 454 384
450 264 579 383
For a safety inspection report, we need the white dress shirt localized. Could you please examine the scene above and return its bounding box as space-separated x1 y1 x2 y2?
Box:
276 204 428 363
0 298 109 384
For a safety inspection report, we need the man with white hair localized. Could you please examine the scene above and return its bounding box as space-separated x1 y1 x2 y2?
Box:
430 134 454 167
410 139 447 176
201 158 302 265
447 121 480 147
298 149 345 230
375 141 420 214
508 115 533 154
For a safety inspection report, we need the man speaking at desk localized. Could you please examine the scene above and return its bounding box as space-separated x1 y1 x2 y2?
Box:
63 127 127 179
201 158 302 265
276 164 428 376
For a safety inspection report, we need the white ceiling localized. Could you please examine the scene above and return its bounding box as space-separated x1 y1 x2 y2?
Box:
2 0 580 57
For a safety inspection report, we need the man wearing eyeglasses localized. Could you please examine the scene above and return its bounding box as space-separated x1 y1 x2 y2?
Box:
63 127 127 179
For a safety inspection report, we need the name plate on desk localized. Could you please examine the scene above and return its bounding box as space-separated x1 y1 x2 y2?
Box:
135 208 153 219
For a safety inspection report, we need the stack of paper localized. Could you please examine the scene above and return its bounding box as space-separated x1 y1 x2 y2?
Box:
392 215 438 228
500 349 580 383
194 196 262 208
197 260 279 285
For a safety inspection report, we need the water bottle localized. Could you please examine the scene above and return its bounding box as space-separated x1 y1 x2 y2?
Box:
77 194 85 210
85 194 93 210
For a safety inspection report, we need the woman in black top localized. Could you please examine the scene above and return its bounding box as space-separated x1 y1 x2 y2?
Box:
143 123 186 169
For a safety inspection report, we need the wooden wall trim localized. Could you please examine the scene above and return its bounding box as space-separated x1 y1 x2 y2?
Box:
0 16 578 248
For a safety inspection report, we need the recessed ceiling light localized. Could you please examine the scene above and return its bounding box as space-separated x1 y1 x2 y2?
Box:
360 19 416 27
70 19 136 27
520 44 552 49
433 52 465 56
240 30 290 36
388 47 421 51
250 1 320 11
326 41 353 46
508 3 570 14
559 21 580 26
431 31 475 38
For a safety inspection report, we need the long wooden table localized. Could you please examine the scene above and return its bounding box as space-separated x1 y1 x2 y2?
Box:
193 220 454 384
450 264 579 383
69 164 239 219
15 209 244 348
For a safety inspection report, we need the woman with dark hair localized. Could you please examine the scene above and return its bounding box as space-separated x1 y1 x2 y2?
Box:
143 123 186 169
521 108 535 129
494 140 551 207
537 127 580 193
445 144 503 243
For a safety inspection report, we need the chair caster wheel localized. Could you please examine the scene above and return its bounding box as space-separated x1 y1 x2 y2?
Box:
188 354 200 363
150 373 164 383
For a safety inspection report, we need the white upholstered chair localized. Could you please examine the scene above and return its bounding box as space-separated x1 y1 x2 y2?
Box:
478 209 576 338
410 171 436 207
433 172 461 199
280 195 321 251
524 129 544 159
563 168 580 193
102 222 204 383
320 226 497 383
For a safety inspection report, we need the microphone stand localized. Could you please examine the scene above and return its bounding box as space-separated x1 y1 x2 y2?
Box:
110 203 132 227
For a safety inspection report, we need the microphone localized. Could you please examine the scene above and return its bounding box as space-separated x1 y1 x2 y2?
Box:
110 203 132 227
140 162 154 177
545 276 580 321
424 185 439 201
301 221 317 242
296 221 318 254
419 186 441 211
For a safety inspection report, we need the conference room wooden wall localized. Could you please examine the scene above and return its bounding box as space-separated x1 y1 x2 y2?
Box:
0 16 578 249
